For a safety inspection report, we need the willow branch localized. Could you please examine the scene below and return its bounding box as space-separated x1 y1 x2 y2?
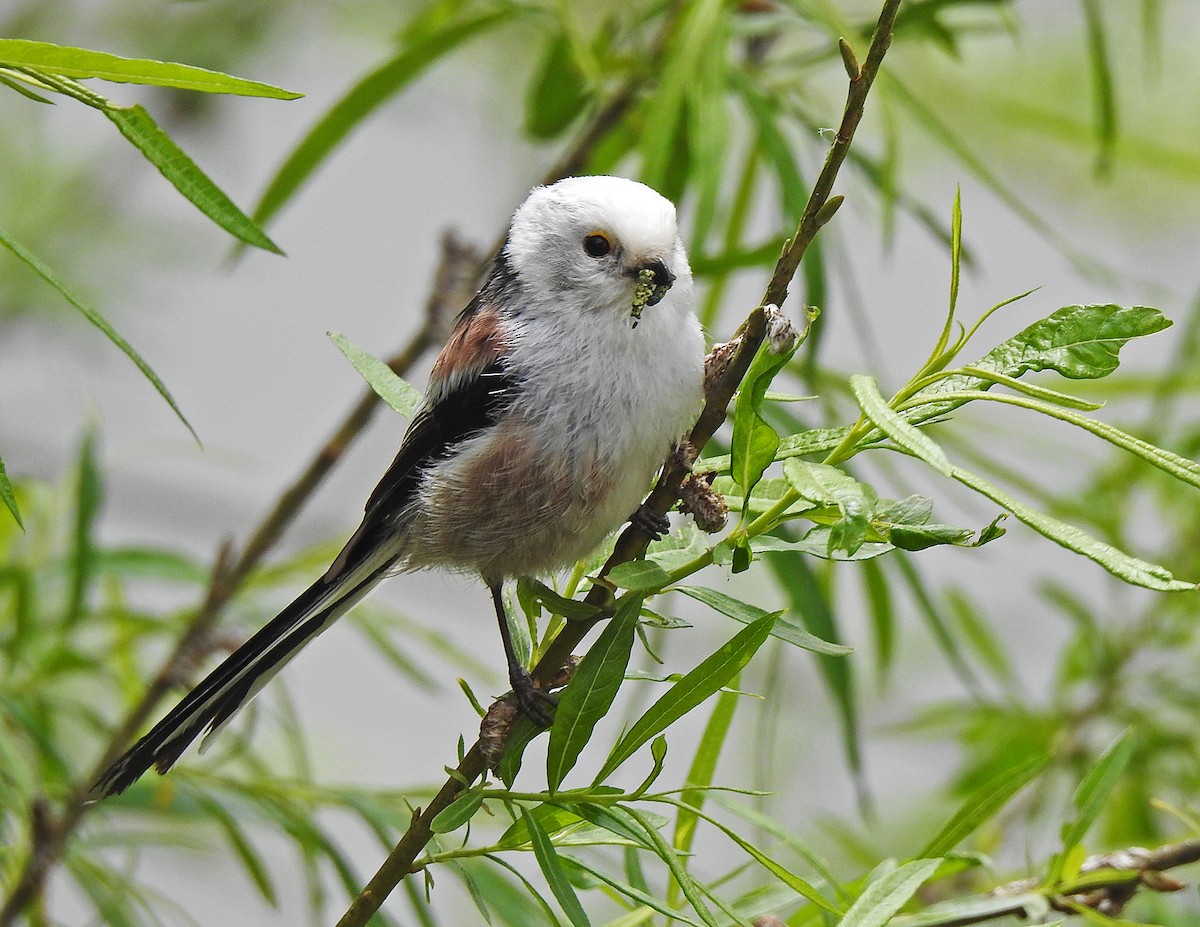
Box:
334 4 902 925
880 838 1200 927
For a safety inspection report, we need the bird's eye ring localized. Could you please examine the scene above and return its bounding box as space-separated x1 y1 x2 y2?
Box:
583 233 612 258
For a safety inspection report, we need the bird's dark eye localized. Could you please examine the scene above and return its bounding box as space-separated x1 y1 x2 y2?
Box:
583 233 612 258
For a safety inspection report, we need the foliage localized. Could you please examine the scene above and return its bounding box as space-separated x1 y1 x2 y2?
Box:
3 2 1200 927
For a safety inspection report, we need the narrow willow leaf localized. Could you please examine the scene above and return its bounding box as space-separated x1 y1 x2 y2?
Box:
766 552 865 800
519 578 603 622
105 104 282 253
193 794 277 903
1081 0 1117 176
674 585 852 656
524 30 588 140
250 10 510 233
951 465 1194 591
0 227 196 441
0 70 54 103
664 797 840 914
596 613 777 781
992 393 1200 491
475 856 563 927
524 810 592 927
639 0 726 189
1062 730 1136 857
496 804 587 851
328 331 423 418
861 560 894 682
956 366 1103 410
920 754 1049 857
674 686 739 858
0 453 21 529
547 596 643 791
0 39 300 97
563 855 706 927
607 560 672 592
889 893 1046 927
850 374 951 476
622 807 721 927
66 434 102 627
430 789 485 833
838 859 941 927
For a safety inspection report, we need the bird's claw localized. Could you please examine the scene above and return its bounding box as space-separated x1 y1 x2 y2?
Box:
511 670 557 728
630 502 670 539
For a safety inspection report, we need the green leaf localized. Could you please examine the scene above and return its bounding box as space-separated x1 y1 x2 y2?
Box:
192 794 277 903
696 425 849 475
699 811 839 914
430 789 485 834
924 305 1172 405
547 596 643 791
951 465 1195 591
674 586 852 656
0 39 300 97
850 374 951 476
838 859 942 927
0 227 196 442
752 529 893 562
328 331 423 418
0 453 22 529
1081 0 1117 176
524 31 589 139
66 434 102 627
250 10 510 234
562 855 706 927
674 686 739 859
518 578 603 622
782 459 874 555
621 807 721 927
524 809 592 927
730 331 803 503
596 613 777 781
104 104 282 253
607 560 672 592
766 552 865 803
920 754 1049 857
1060 730 1137 864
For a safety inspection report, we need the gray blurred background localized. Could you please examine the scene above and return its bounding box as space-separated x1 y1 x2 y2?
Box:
3 0 1199 923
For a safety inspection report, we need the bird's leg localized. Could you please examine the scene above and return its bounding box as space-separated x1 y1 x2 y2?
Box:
489 582 556 727
629 503 670 539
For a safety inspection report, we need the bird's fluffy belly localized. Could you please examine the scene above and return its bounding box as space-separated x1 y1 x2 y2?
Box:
402 421 654 582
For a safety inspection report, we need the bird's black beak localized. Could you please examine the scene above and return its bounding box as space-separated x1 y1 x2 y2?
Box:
640 259 675 307
630 259 676 328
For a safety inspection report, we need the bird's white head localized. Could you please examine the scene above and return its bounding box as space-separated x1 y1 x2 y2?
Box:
503 176 693 323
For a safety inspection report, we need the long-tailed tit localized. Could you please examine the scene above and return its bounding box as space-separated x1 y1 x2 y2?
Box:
92 175 706 798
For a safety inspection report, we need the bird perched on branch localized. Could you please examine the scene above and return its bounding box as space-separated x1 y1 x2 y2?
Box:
93 175 706 798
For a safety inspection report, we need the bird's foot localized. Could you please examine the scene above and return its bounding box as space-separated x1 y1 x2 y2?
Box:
630 502 670 539
511 669 557 728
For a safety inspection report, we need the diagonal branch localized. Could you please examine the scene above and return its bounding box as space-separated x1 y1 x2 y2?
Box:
334 3 904 925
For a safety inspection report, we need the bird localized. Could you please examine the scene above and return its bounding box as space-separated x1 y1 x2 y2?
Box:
91 175 707 799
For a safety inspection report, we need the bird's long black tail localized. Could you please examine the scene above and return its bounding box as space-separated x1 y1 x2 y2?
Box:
91 546 395 799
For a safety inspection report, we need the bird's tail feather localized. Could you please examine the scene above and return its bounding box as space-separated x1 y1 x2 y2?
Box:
90 547 395 799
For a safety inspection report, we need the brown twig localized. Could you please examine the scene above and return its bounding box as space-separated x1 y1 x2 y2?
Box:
334 4 903 925
897 838 1200 927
